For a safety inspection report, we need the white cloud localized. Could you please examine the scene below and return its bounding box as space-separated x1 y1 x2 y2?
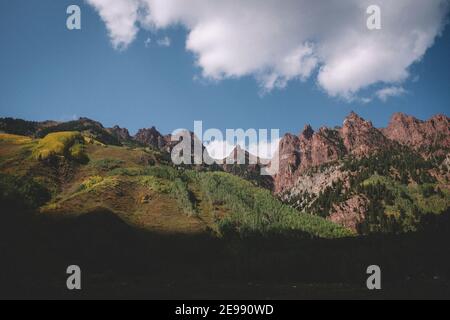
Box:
157 36 172 47
86 0 449 99
376 86 407 101
86 0 140 50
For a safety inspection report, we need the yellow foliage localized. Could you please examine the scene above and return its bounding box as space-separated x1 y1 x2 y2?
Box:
33 132 84 160
79 176 104 190
0 133 33 144
83 136 106 147
78 176 119 193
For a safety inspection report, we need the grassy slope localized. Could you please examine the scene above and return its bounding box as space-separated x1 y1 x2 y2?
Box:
0 132 353 238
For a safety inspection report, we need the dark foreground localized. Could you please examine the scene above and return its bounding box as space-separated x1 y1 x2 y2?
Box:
1 207 449 300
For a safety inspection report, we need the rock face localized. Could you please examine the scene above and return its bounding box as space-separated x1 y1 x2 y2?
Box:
273 134 301 193
108 125 132 144
273 125 348 193
382 113 450 155
274 113 386 193
340 112 390 156
134 127 167 149
275 111 449 234
329 195 369 232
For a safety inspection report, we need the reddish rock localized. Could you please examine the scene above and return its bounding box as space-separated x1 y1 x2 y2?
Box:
382 113 450 155
272 133 302 193
134 126 166 149
340 112 390 156
328 195 369 232
274 126 344 193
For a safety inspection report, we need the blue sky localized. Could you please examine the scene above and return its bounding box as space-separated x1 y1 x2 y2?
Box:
0 0 449 136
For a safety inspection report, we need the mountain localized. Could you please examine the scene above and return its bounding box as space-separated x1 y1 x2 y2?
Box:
1 112 449 235
134 126 168 150
276 112 449 233
107 125 133 144
221 145 274 189
382 113 450 156
1 113 449 299
0 127 350 239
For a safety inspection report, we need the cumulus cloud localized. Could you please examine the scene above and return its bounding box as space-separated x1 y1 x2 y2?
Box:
86 0 449 99
376 86 407 101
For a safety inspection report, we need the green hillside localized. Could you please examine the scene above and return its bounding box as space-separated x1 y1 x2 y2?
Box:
0 132 353 239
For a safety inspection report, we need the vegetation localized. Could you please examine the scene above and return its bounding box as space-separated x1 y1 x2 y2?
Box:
78 176 105 192
310 180 347 218
357 175 450 234
343 148 437 185
170 178 197 216
137 175 171 194
32 132 88 163
0 133 32 145
37 119 121 146
198 172 353 239
2 125 447 239
0 118 39 136
0 173 51 210
91 158 125 171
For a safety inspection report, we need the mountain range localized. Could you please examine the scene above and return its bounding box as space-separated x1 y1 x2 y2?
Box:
0 112 449 235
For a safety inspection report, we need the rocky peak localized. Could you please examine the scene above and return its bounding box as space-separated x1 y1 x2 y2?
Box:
343 112 365 125
273 128 346 193
341 112 387 156
77 117 105 129
108 125 131 143
300 124 314 140
343 112 373 128
383 113 450 154
226 145 258 164
134 126 166 149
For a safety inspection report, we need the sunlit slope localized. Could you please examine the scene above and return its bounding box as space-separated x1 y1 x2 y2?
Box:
0 132 353 238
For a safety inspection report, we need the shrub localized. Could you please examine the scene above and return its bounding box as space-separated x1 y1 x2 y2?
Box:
0 173 51 210
170 178 197 216
69 143 89 164
32 132 88 162
78 176 104 192
92 159 125 171
109 165 182 181
138 176 171 194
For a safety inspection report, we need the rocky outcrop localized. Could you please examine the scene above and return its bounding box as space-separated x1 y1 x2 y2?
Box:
340 112 390 156
274 123 346 193
108 125 132 144
134 127 167 149
274 112 411 193
272 134 302 192
382 113 450 155
328 195 369 232
276 111 449 234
